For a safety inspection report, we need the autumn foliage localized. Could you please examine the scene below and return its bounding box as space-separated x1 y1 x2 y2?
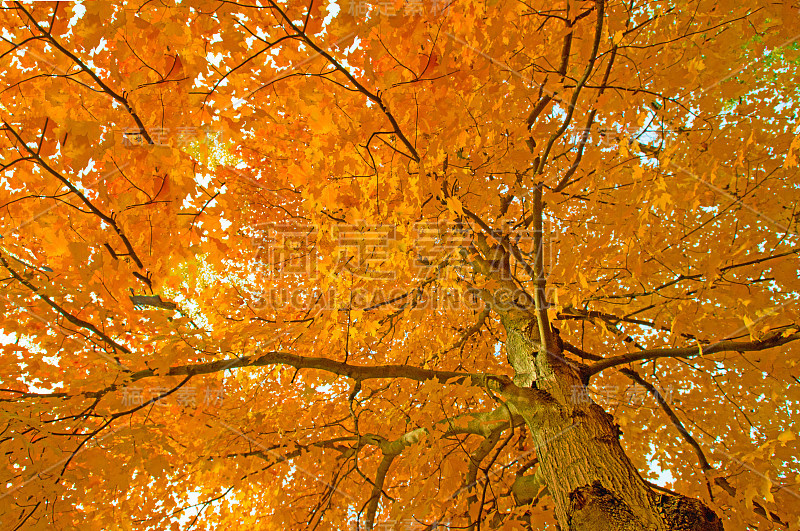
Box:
1 0 799 529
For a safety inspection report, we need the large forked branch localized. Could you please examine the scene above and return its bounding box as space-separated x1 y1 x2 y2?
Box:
359 408 521 529
458 177 552 357
463 191 554 353
586 328 800 376
459 208 536 308
552 42 618 193
266 0 420 162
224 408 522 530
532 0 605 176
525 5 598 130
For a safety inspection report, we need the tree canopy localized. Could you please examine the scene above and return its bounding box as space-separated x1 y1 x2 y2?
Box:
1 0 799 529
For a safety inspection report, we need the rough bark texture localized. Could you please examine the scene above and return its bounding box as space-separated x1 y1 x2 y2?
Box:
503 313 724 531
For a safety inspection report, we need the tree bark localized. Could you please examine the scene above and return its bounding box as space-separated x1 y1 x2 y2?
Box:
503 313 724 531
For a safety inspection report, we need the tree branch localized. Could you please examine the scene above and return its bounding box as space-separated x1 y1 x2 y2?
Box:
531 185 553 354
267 0 419 162
0 250 131 358
2 121 148 272
109 353 559 414
586 328 800 376
532 0 605 176
14 2 154 144
363 453 396 530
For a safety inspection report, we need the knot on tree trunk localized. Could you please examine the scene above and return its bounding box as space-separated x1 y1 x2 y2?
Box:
566 481 725 531
656 494 724 531
567 481 644 531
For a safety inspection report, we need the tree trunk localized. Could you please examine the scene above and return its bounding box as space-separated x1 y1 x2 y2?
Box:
503 313 724 531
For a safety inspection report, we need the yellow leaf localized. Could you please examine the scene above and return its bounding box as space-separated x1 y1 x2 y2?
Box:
613 30 624 45
446 197 464 216
760 475 774 503
743 483 758 509
619 137 630 157
778 430 796 443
